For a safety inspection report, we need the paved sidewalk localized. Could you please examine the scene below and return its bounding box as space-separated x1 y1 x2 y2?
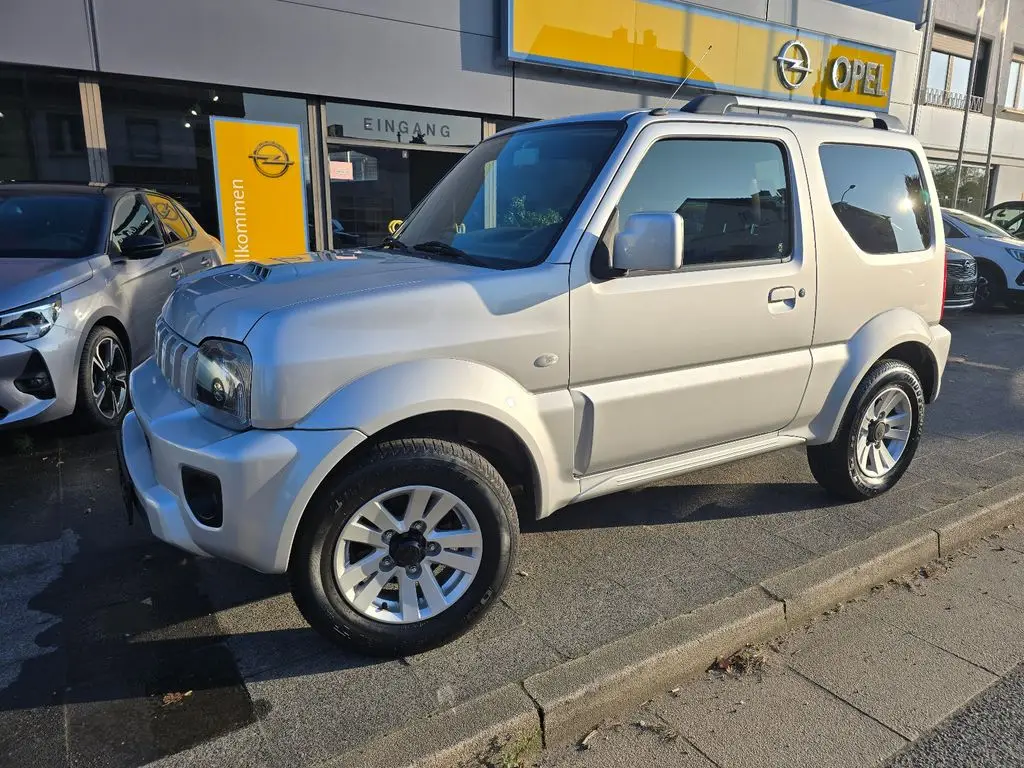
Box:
0 311 1022 767
536 525 1024 768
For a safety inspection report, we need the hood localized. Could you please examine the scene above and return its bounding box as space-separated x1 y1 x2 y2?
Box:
163 249 477 344
0 257 95 312
981 235 1024 249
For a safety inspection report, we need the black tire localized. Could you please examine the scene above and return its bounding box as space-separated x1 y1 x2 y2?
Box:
289 438 519 657
807 360 925 502
73 325 130 430
974 263 1006 311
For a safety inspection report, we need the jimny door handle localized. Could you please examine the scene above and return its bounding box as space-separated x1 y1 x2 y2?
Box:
768 286 797 303
170 266 183 279
768 285 799 313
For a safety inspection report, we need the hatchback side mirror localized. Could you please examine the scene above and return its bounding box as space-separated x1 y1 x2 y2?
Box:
120 234 165 259
612 212 683 273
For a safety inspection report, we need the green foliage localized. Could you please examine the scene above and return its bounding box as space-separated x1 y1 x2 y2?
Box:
501 195 562 229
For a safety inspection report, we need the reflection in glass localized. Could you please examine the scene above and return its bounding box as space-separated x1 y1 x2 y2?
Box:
929 161 989 215
617 139 792 264
393 123 622 269
820 144 933 254
1005 61 1021 109
0 68 89 183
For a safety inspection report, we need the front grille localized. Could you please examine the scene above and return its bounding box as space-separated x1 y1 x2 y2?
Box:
155 318 198 402
946 259 977 280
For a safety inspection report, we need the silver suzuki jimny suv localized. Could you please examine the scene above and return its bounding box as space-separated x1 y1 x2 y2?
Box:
119 95 951 656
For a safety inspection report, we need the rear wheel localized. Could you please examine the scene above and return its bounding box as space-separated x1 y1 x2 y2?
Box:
289 438 518 656
74 326 130 430
808 360 925 502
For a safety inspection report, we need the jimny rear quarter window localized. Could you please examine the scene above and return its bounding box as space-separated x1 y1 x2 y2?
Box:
819 144 934 255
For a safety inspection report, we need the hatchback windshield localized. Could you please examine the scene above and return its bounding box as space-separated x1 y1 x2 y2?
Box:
945 209 1013 239
0 193 105 259
391 122 623 268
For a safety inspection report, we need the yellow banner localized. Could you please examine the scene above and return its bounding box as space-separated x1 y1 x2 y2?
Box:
211 118 308 263
506 0 895 111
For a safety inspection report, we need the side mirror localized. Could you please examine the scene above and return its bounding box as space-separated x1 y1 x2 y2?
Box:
119 234 165 259
612 212 683 273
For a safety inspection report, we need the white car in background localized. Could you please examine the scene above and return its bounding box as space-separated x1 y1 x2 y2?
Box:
942 208 1024 310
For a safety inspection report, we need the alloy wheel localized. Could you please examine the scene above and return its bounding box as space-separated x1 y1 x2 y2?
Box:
91 337 128 420
333 486 483 624
856 386 912 479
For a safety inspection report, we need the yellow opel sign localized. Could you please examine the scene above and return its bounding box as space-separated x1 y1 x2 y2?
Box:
505 0 896 111
211 118 308 263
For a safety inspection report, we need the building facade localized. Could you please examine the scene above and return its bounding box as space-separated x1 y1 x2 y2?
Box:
0 0 943 254
915 0 1024 213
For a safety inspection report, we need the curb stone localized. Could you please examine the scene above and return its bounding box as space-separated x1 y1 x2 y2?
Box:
344 481 1024 766
327 683 541 768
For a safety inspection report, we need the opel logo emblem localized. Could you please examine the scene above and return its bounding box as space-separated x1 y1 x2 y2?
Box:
249 140 294 178
775 40 812 90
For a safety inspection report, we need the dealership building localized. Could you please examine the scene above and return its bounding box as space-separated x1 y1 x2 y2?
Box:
2 0 1023 254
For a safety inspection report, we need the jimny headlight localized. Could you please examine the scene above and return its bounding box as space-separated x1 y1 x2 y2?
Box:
0 295 61 342
193 338 252 430
1007 248 1024 263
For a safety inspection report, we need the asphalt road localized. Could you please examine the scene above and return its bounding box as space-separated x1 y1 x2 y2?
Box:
887 661 1024 767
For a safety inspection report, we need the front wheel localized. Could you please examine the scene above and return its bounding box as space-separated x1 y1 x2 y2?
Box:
808 360 925 502
74 325 130 430
289 438 519 656
974 264 1006 311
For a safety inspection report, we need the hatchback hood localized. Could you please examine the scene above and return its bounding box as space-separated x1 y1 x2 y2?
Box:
0 257 95 312
163 249 475 344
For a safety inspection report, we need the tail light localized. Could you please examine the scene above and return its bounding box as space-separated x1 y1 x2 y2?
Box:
940 247 948 320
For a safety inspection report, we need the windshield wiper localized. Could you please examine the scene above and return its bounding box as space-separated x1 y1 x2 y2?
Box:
413 241 490 267
378 235 411 252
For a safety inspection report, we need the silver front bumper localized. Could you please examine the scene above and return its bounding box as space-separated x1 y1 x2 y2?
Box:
120 358 366 573
0 326 79 429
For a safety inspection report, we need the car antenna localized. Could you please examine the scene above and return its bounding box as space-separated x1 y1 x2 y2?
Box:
651 44 713 115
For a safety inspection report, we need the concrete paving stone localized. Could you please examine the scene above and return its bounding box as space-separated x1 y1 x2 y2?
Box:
656 663 906 768
909 457 1011 496
502 556 664 658
709 532 818 585
407 621 560 710
916 477 1024 556
209 592 335 679
143 723 277 768
869 549 1024 675
776 514 877 556
624 558 749 620
244 655 435 766
0 705 69 768
785 613 996 739
915 434 1009 464
537 721 716 768
992 525 1024 557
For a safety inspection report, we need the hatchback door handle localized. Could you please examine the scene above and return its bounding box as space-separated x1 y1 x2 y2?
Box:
170 266 182 279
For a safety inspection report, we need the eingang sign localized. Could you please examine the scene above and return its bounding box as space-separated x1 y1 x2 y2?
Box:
505 0 896 111
210 117 308 263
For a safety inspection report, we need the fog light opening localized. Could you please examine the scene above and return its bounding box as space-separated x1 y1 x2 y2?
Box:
181 466 223 528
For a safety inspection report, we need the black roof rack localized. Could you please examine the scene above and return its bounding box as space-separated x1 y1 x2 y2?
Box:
679 94 905 131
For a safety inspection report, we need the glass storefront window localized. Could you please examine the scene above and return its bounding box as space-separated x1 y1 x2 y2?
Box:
327 144 460 247
100 79 313 244
930 161 990 215
324 100 477 249
0 66 89 183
